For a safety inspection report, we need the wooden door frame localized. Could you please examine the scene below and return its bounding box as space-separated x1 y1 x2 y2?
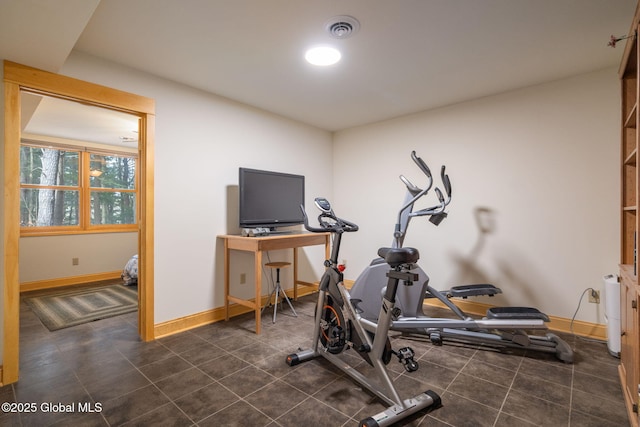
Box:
2 61 155 384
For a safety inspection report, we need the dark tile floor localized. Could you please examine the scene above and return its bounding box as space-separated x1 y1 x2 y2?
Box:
0 290 629 426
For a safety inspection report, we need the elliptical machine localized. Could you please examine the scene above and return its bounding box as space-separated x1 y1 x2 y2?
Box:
286 198 442 427
348 151 574 363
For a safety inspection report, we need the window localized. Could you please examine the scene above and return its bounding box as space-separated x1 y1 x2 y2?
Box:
20 142 137 235
89 153 137 226
20 145 79 227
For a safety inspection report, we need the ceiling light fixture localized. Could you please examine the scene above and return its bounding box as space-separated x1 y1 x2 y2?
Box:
305 46 341 66
305 15 359 66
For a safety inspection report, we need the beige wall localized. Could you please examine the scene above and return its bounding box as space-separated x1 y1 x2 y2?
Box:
19 233 137 283
332 67 620 324
1 54 621 349
60 51 334 324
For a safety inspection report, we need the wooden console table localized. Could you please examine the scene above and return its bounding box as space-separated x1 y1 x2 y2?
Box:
219 232 330 334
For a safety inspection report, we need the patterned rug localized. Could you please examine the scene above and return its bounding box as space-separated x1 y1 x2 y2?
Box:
25 283 138 331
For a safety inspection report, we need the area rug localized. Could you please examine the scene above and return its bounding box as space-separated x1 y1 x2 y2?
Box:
25 283 138 331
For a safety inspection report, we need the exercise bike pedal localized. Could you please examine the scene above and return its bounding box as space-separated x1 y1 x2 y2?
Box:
393 347 419 372
326 325 347 354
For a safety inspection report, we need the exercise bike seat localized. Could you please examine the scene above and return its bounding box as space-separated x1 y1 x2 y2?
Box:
377 247 420 268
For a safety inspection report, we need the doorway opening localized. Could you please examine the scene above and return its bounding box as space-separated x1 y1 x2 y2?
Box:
3 61 155 385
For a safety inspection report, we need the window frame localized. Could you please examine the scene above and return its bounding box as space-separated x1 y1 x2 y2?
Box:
19 139 139 236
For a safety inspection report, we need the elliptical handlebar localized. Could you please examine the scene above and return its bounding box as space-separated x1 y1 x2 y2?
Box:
440 165 452 200
411 150 431 179
399 175 422 197
400 152 451 213
300 198 359 234
394 151 453 247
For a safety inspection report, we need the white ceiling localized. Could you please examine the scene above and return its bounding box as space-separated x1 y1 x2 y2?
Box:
1 0 638 135
21 93 140 149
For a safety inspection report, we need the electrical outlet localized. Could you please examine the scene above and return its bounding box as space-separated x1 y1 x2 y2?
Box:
240 273 246 284
589 289 600 304
72 257 79 266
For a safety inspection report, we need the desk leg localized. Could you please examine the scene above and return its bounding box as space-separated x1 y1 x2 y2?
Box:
293 248 298 300
255 249 263 334
325 234 330 260
224 240 230 321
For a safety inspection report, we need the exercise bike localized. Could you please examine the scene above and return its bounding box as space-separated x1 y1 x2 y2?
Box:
286 197 442 427
348 151 574 363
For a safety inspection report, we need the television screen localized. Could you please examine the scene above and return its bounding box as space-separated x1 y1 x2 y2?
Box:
238 168 305 230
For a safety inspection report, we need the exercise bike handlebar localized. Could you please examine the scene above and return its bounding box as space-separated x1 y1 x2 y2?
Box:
300 203 359 234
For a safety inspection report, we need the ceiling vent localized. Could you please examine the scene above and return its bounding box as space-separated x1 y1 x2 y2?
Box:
325 15 360 39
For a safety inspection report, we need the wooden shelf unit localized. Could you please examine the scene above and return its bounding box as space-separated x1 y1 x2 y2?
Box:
619 4 640 426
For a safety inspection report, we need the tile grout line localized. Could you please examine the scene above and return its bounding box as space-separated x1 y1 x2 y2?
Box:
116 340 196 426
567 358 575 427
492 353 524 427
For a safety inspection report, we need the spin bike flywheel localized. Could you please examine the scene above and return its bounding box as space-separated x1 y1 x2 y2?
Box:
319 296 393 365
319 295 348 354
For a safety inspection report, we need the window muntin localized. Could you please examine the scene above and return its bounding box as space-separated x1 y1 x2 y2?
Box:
20 143 137 234
89 154 137 226
20 189 80 227
20 146 80 228
20 146 79 186
89 154 136 189
90 191 137 225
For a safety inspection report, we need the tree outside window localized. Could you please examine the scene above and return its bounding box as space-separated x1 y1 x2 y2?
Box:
20 143 137 234
89 154 137 225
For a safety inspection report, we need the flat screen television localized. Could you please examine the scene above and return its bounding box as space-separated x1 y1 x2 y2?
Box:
238 167 305 231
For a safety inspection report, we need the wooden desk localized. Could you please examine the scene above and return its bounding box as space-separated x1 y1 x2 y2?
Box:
219 232 330 334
